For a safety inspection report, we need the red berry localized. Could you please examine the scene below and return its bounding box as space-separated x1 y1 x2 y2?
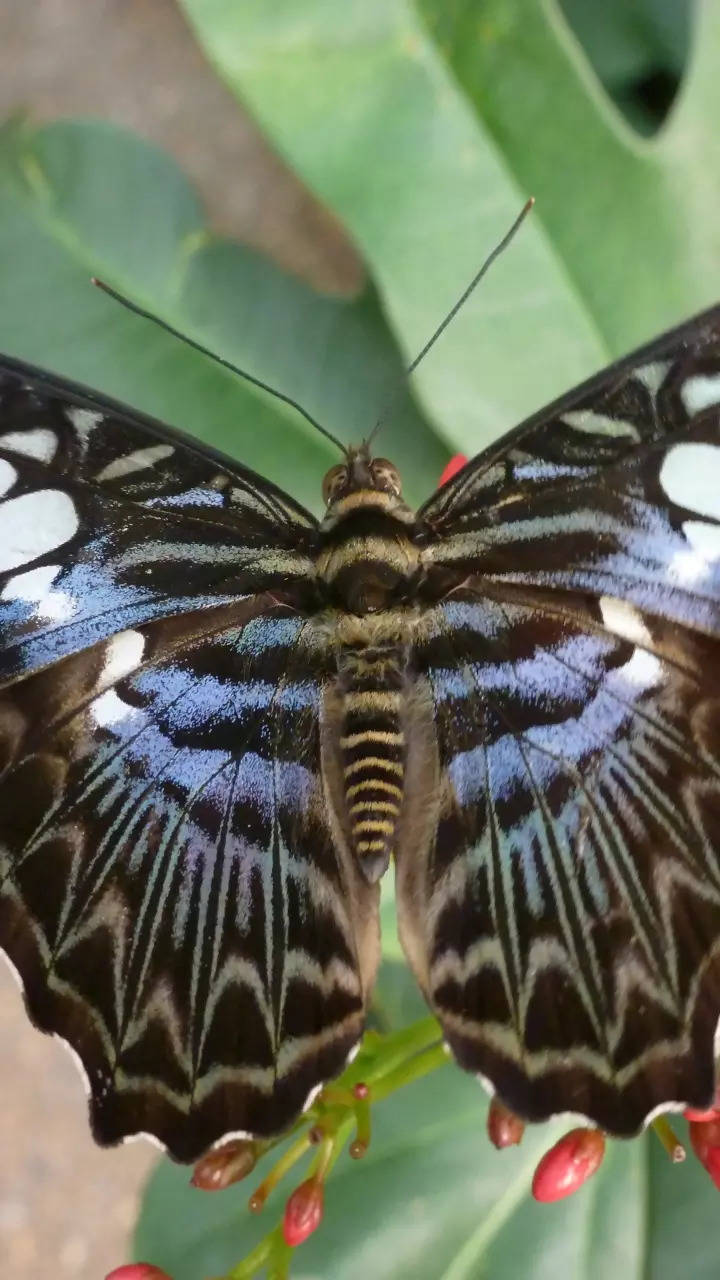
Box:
105 1266 172 1280
689 1117 720 1189
487 1097 525 1149
438 455 468 487
531 1128 606 1203
282 1177 324 1247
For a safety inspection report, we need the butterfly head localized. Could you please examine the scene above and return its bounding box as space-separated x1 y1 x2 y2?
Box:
321 443 410 519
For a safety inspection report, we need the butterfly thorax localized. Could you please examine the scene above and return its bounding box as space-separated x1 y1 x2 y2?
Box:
316 447 419 882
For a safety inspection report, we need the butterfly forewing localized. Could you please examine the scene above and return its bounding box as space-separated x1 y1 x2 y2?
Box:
396 305 720 1132
420 303 720 543
0 354 318 679
0 356 377 1159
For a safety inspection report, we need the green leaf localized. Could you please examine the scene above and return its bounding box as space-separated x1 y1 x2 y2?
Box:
179 0 720 457
0 116 445 511
417 0 720 352
135 1075 720 1279
559 0 689 89
179 0 608 457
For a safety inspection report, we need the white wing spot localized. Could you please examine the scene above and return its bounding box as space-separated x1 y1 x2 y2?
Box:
66 407 104 455
100 629 146 688
621 648 664 688
1 564 60 601
0 489 78 572
0 562 75 619
560 409 639 439
599 596 652 647
0 427 57 462
683 520 720 561
96 444 175 482
681 374 720 416
0 457 17 497
66 407 103 430
660 443 720 520
90 688 138 728
634 361 669 398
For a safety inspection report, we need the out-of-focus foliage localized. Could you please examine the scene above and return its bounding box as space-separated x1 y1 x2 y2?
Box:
560 0 690 132
181 0 719 448
0 119 445 512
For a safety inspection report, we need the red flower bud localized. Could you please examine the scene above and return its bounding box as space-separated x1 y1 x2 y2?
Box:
689 1117 720 1189
685 1084 720 1123
487 1097 525 1149
685 1106 719 1122
282 1176 324 1247
531 1128 606 1203
191 1139 257 1191
105 1266 173 1280
438 455 468 487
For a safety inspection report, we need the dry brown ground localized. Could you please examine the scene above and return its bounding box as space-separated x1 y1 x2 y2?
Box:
0 3 358 1276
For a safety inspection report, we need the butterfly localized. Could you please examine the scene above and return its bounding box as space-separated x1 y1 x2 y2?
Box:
1 301 720 1163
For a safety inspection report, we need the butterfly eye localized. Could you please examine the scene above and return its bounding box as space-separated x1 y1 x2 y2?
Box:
371 458 402 496
322 463 347 504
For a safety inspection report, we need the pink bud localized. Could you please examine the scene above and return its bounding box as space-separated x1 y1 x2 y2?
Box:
689 1117 720 1189
282 1176 324 1247
438 455 468 487
191 1139 257 1191
487 1097 525 1149
105 1266 172 1280
531 1128 606 1203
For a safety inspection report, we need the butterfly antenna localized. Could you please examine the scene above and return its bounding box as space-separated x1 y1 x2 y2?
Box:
91 277 348 456
367 197 535 448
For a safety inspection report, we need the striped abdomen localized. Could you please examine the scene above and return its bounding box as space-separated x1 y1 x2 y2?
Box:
339 647 406 884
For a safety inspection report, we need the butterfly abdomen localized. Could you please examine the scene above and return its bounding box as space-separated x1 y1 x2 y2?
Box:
338 646 406 884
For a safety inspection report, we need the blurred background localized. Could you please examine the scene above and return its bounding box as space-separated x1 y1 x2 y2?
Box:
1 2 719 1278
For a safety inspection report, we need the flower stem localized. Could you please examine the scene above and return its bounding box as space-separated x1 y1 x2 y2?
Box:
248 1131 313 1213
220 1017 448 1279
218 1225 284 1279
652 1115 686 1163
350 1016 441 1086
370 1041 448 1103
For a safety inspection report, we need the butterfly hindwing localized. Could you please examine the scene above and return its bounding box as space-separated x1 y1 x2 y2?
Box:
397 305 720 1132
398 593 720 1132
0 357 378 1159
